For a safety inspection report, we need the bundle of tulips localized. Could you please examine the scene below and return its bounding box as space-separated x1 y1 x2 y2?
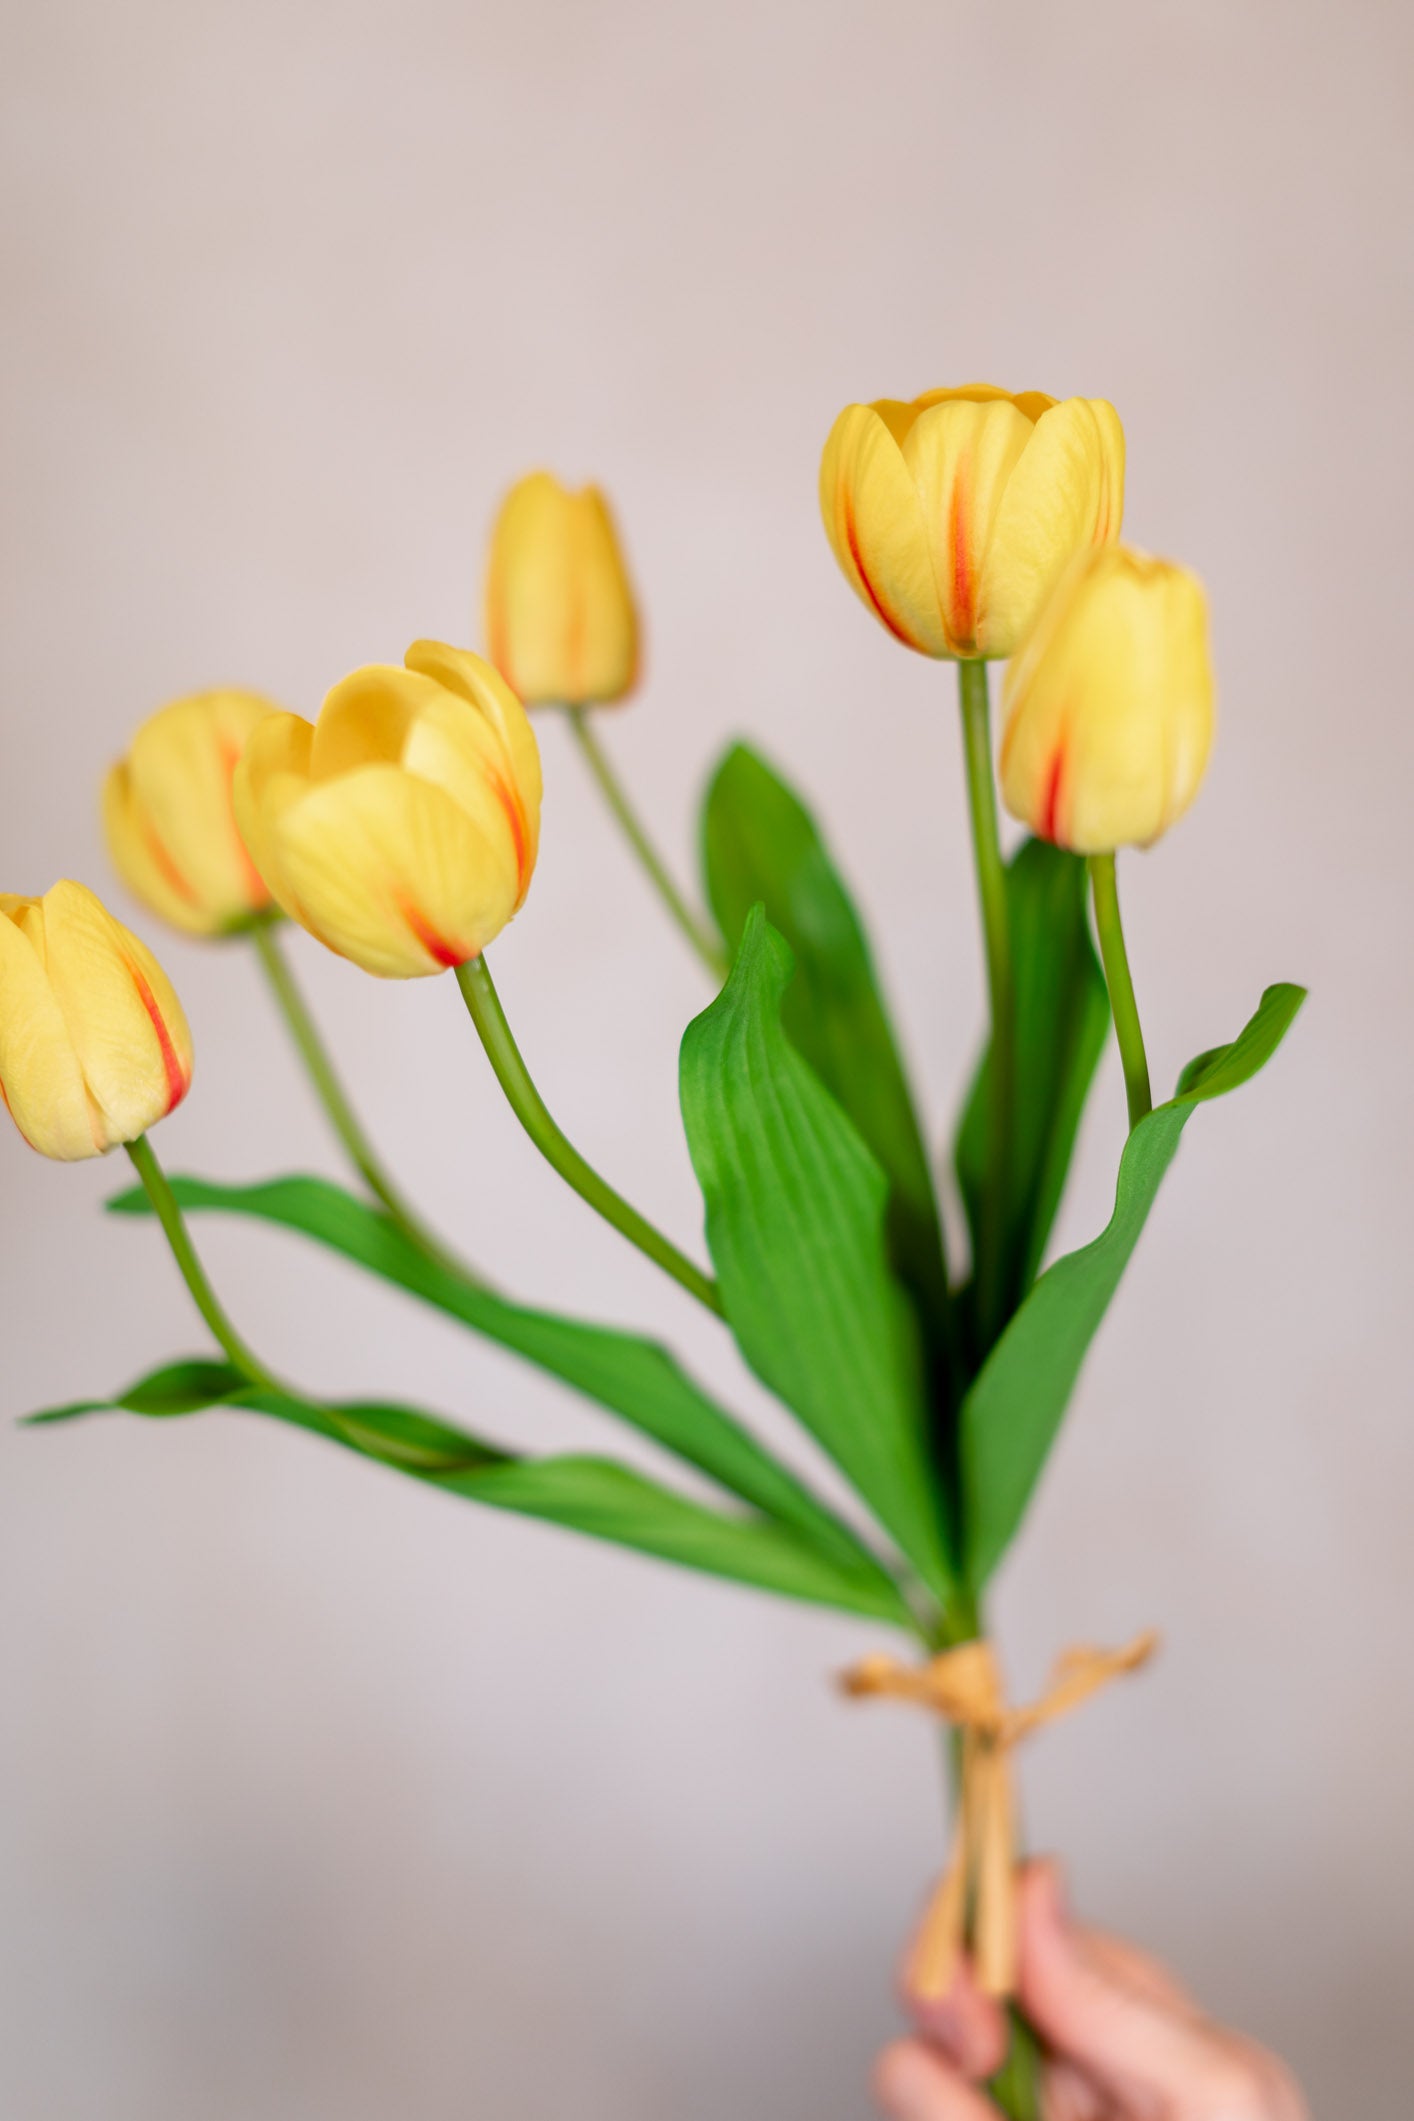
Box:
5 386 1302 2118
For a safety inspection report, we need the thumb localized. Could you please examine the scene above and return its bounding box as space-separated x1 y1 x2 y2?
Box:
1017 1863 1263 2114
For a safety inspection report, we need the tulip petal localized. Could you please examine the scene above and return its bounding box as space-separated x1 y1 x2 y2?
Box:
103 762 205 937
270 765 522 978
0 901 100 1159
980 398 1126 659
1000 548 1213 853
902 397 1035 657
819 405 948 656
39 881 193 1141
106 692 275 936
233 712 316 920
405 640 543 891
484 473 638 708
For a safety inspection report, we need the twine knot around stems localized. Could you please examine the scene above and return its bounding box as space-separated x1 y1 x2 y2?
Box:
841 1630 1159 2000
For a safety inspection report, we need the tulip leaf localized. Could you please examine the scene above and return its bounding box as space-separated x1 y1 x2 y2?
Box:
105 1171 874 1579
680 905 955 1603
960 982 1307 1589
954 838 1110 1350
701 743 953 1388
25 1360 915 1625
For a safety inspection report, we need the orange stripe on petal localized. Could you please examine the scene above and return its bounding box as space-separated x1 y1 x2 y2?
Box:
948 465 976 651
144 823 201 907
220 737 272 906
485 765 531 895
1039 747 1067 846
126 956 191 1114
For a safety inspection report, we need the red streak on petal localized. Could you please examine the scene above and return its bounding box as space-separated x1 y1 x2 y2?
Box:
401 898 473 969
1039 747 1067 846
126 956 191 1114
949 465 976 651
841 490 913 647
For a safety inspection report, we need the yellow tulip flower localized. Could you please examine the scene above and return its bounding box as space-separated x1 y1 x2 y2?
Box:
484 471 638 706
0 880 193 1160
103 690 278 937
234 641 542 979
1000 545 1215 853
819 384 1124 661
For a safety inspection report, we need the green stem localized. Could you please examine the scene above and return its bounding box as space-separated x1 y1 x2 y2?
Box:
250 921 477 1278
957 660 1015 1341
566 708 727 979
1088 855 1152 1132
455 954 724 1317
125 1135 280 1391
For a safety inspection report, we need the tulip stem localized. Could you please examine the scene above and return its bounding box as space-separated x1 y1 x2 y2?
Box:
957 660 1015 1342
1089 854 1152 1131
125 1135 282 1392
250 921 478 1279
566 708 727 980
455 953 725 1317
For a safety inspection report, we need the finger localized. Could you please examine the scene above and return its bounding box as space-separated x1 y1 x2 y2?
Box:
1041 2057 1111 2121
1079 1928 1196 2017
1017 1863 1264 2111
873 2039 1000 2121
902 1946 1008 2081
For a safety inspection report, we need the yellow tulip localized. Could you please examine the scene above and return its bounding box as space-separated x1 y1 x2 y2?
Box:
234 640 542 979
0 880 193 1160
819 384 1124 661
999 545 1215 853
484 471 638 706
103 690 278 937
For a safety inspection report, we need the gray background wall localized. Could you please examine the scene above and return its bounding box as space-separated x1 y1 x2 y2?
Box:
3 2 1410 2113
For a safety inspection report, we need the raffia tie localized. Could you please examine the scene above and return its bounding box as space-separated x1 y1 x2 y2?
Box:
842 1630 1159 2001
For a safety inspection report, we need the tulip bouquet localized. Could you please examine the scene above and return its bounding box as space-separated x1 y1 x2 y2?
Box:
9 388 1303 2118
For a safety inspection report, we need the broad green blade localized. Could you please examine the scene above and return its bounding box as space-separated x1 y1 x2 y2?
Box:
681 906 955 1602
26 1360 916 1627
106 1170 870 1576
702 743 952 1388
954 839 1110 1349
960 983 1306 1588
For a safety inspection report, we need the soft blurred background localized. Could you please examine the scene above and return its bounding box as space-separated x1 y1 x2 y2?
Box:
3 1 1410 2113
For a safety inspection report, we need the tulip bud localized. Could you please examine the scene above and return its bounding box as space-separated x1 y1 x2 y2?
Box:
0 881 193 1160
819 384 1124 661
999 546 1215 853
484 471 638 706
234 641 542 979
103 690 279 937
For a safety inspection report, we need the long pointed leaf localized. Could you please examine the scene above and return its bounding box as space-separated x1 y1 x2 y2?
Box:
27 1361 916 1627
106 1171 870 1575
954 839 1110 1348
961 983 1306 1587
702 743 952 1383
680 906 954 1603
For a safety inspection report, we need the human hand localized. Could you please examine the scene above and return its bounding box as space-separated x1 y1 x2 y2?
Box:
874 1863 1308 2119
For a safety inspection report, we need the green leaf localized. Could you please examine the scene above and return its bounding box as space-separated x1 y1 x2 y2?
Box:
106 1171 868 1576
954 839 1110 1340
702 743 952 1377
960 983 1306 1589
27 1361 915 1626
24 1358 249 1425
680 906 954 1602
